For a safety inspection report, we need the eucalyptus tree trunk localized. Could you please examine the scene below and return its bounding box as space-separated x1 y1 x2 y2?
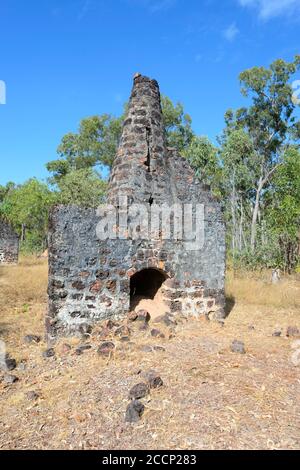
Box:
250 177 263 253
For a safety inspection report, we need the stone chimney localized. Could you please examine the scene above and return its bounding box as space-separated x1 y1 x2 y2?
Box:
108 75 168 206
47 74 226 339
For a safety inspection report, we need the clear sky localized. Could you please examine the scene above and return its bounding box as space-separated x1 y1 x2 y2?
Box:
0 0 299 185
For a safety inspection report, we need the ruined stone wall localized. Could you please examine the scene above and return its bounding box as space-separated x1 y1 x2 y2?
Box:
47 75 226 339
0 220 19 265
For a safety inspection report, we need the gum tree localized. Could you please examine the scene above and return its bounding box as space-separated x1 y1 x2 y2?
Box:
224 56 300 252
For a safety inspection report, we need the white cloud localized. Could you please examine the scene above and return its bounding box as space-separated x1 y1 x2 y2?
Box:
238 0 300 20
223 22 239 41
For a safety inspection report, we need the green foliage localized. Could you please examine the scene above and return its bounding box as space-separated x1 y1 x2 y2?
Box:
1 179 55 252
47 95 195 185
1 63 299 270
266 148 300 272
57 168 108 207
46 114 124 184
183 136 221 191
220 56 300 269
161 95 194 151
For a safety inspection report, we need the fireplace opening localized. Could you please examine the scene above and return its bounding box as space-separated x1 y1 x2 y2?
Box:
130 268 168 310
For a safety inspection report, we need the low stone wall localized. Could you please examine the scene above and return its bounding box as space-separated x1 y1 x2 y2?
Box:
0 221 19 265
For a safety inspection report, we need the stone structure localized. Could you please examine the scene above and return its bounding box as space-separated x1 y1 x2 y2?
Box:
47 75 226 339
0 220 19 265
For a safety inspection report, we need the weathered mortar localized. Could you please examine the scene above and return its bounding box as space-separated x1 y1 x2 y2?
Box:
47 74 226 339
0 220 19 265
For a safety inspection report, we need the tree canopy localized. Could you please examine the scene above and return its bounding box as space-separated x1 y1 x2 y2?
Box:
1 59 299 270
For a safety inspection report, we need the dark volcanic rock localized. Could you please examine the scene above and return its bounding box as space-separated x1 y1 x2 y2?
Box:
3 374 19 384
272 330 282 337
77 344 92 352
143 370 163 389
136 310 151 323
139 322 149 332
125 400 145 423
286 326 300 338
128 382 149 400
42 348 55 359
97 341 115 357
1 355 17 371
151 328 165 338
26 391 40 401
231 340 246 354
24 334 41 344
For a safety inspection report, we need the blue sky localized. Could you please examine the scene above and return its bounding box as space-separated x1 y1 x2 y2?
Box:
0 0 299 185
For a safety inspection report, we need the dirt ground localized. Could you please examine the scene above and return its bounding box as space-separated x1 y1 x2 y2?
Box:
0 258 299 450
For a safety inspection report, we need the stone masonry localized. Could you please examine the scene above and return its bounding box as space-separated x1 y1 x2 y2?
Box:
47 75 226 339
0 220 19 265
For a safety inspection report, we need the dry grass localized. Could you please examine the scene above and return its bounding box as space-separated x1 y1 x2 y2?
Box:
0 258 299 450
0 256 47 357
226 270 300 310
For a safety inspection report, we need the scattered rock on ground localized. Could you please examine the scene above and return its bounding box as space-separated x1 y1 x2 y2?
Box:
125 400 145 423
97 341 115 357
24 334 41 344
153 313 177 327
26 391 40 401
286 326 300 338
128 382 150 400
115 325 131 337
273 330 282 337
143 370 163 389
127 311 138 322
139 322 149 331
231 340 246 354
153 345 166 352
3 374 19 384
42 348 55 359
151 328 165 338
136 310 151 323
77 344 92 352
1 355 17 371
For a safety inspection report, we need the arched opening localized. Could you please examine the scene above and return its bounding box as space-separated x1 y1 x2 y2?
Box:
130 268 168 312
